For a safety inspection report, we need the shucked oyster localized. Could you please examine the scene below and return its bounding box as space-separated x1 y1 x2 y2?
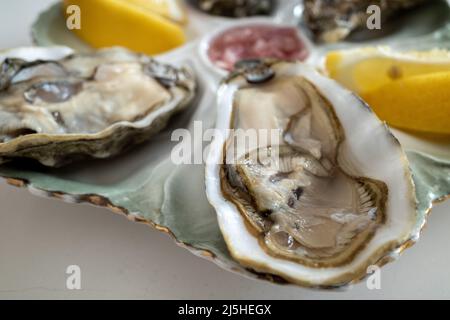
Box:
206 60 418 287
303 0 428 42
0 47 195 166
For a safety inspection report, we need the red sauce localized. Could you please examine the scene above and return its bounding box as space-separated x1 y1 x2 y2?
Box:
207 24 309 71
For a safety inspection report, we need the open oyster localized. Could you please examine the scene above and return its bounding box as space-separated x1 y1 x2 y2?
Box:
191 0 275 17
0 47 195 166
303 0 428 42
205 60 418 287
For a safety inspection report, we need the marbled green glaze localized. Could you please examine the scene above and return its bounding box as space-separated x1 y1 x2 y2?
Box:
0 149 448 283
408 151 450 215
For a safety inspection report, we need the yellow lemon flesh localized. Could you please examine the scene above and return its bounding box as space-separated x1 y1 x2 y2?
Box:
326 47 450 94
63 0 186 55
325 47 450 136
363 71 450 136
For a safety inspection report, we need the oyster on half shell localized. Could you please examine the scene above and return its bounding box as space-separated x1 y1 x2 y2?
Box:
0 47 195 166
303 0 428 42
205 60 418 287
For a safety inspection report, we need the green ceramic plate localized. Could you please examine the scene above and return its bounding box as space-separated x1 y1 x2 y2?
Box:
1 1 449 287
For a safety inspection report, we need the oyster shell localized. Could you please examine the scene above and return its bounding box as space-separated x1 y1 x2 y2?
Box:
0 47 195 166
205 60 417 287
191 0 275 17
303 0 428 42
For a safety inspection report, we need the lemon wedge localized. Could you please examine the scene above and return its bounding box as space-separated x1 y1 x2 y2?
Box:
325 47 450 136
63 0 187 55
325 47 450 95
363 71 450 135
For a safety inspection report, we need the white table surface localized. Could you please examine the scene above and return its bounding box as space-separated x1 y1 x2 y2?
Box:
0 0 449 299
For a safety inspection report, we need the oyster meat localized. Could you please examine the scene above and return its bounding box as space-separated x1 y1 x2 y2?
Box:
0 47 195 166
303 0 428 42
206 60 418 287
